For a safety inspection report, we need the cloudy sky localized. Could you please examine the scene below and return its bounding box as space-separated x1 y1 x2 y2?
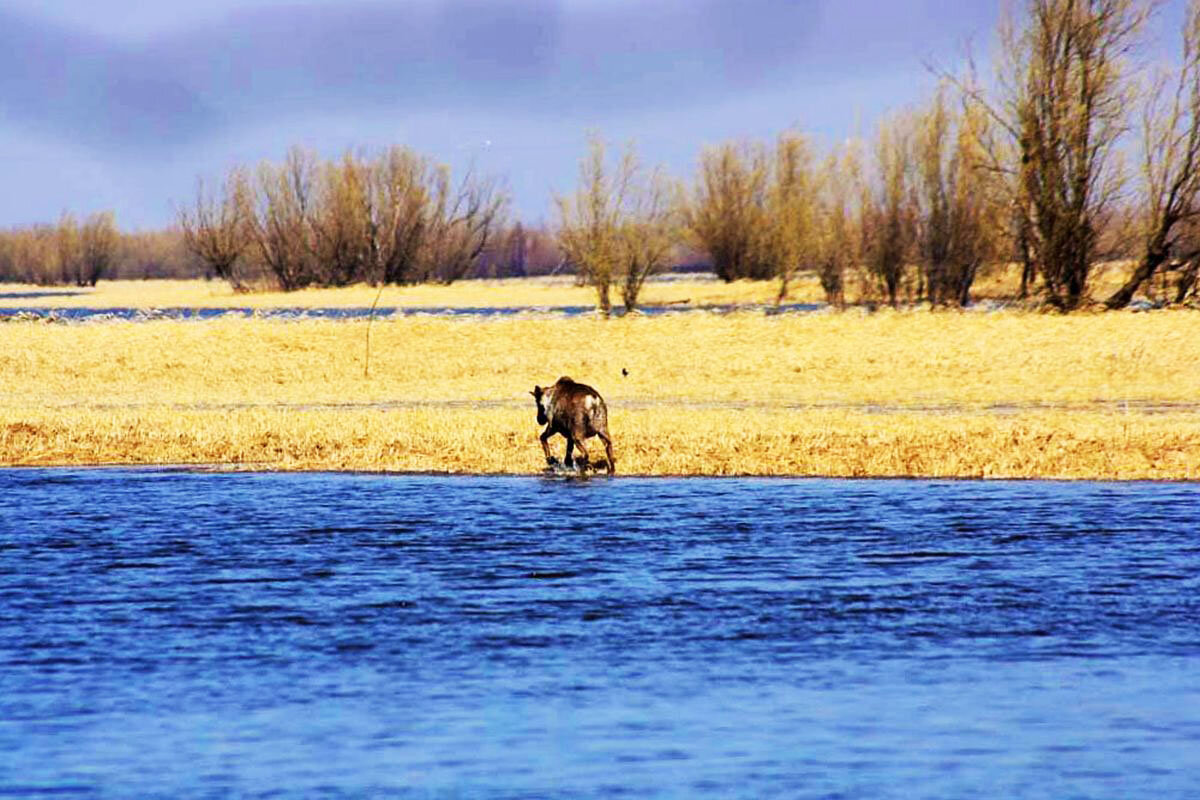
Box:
0 0 1189 229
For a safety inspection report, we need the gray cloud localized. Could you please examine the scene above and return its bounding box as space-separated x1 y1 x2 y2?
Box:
0 11 220 151
0 1 828 154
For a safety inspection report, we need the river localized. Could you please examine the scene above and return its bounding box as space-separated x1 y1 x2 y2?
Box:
1 470 1197 797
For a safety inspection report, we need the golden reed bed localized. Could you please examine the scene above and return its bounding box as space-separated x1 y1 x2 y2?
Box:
2 296 1199 479
0 275 780 310
0 260 1142 310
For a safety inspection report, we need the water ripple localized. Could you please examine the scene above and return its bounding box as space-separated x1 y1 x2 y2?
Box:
0 470 1197 797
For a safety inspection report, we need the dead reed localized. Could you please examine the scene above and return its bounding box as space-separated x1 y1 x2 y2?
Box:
2 307 1198 478
0 259 1149 313
2 406 1196 480
0 276 781 311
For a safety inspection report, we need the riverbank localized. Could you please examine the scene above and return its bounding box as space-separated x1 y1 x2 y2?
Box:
0 274 782 310
2 306 1198 478
0 259 1150 311
4 405 1197 479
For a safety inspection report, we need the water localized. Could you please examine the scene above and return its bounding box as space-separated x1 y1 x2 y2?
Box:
1 470 1197 798
0 302 825 323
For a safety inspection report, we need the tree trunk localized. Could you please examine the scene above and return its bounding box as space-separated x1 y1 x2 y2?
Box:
1018 226 1035 299
1106 248 1167 310
623 276 640 313
955 261 978 307
776 272 790 305
596 282 612 318
1175 258 1199 303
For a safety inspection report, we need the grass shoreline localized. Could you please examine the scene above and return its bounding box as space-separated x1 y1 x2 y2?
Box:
0 261 1157 311
4 406 1197 480
6 463 1197 483
3 279 1198 480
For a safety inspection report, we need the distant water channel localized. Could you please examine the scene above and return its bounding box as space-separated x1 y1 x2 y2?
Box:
0 303 824 323
1 470 1198 797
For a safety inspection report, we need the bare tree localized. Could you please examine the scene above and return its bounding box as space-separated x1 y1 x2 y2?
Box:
556 137 627 315
178 170 250 289
1164 211 1200 301
247 147 318 290
501 223 529 277
0 232 13 282
684 141 771 281
765 133 817 302
55 213 81 286
617 166 676 311
310 154 372 287
914 90 999 306
366 146 431 286
119 229 197 280
556 136 674 315
810 142 863 307
1107 0 1200 307
0 225 57 284
78 212 118 286
4 222 202 284
199 145 505 290
957 0 1152 309
422 166 508 284
522 225 569 277
861 115 916 307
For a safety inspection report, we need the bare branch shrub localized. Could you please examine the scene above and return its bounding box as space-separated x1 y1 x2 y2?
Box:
556 137 675 315
482 224 563 277
555 137 628 315
0 225 57 284
117 230 195 280
1107 0 1200 307
78 212 118 286
367 146 431 286
310 154 372 287
684 142 772 281
422 166 508 284
765 133 817 301
958 0 1152 309
860 116 916 307
55 213 82 286
617 166 676 311
246 147 319 291
914 90 1001 306
811 142 863 307
178 171 250 289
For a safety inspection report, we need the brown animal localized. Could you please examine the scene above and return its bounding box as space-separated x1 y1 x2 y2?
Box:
531 376 615 474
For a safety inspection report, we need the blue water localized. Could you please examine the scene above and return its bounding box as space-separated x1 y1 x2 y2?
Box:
0 302 824 323
1 470 1197 798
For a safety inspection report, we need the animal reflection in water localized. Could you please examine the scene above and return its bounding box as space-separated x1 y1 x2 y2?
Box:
531 376 616 475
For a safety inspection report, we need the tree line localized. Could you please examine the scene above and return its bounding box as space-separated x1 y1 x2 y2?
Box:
5 0 1200 314
0 214 202 284
177 146 517 291
561 0 1200 313
0 209 565 288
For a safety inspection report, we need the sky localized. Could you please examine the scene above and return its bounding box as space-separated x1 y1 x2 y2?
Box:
0 0 1190 229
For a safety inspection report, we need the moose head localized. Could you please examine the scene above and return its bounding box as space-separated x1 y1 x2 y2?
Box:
530 385 548 426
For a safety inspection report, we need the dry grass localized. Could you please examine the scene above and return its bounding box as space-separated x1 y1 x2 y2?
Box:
3 406 1197 479
2 305 1198 478
0 276 782 310
0 258 1154 312
4 311 1198 409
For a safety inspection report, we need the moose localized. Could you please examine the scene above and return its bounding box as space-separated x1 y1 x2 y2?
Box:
531 376 615 474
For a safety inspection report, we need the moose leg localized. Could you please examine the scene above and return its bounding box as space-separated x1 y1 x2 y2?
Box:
572 436 590 472
539 428 558 466
564 439 575 469
597 431 615 475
